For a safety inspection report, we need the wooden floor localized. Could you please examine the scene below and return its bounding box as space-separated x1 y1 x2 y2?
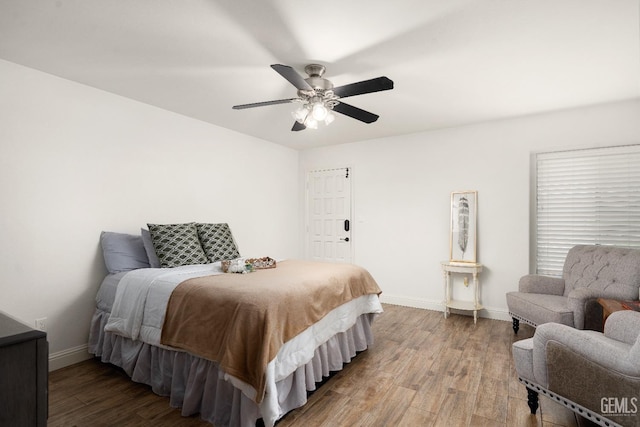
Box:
49 304 580 426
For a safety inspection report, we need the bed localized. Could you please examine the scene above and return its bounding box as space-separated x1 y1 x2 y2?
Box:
88 225 383 427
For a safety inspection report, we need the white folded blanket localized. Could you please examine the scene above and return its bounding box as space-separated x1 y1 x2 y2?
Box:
105 263 222 344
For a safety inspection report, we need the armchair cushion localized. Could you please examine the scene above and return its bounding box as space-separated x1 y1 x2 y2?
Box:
506 293 573 327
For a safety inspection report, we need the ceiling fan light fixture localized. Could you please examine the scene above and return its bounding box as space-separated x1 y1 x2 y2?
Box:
311 102 329 121
293 106 308 123
293 98 335 129
324 111 335 125
305 117 318 129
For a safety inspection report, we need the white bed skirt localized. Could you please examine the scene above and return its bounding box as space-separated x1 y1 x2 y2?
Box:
88 308 376 427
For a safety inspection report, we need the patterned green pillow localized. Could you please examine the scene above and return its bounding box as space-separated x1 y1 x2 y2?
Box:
196 223 240 262
147 222 209 268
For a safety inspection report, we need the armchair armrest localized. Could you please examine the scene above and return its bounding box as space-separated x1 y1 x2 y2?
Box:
532 322 639 387
541 332 640 426
519 274 565 295
604 310 640 345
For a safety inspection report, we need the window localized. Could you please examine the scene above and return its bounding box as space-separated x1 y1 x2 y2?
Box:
534 144 640 276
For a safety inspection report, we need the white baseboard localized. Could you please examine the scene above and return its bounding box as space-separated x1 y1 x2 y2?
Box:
48 344 93 371
379 294 512 322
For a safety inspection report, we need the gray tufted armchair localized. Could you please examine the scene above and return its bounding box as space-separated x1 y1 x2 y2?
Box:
507 245 640 333
513 310 640 427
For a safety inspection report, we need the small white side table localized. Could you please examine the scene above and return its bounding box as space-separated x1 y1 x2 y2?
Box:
441 261 484 324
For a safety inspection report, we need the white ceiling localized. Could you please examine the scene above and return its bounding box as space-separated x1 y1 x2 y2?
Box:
1 0 638 149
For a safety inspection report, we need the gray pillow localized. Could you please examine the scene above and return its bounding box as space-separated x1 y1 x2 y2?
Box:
147 222 209 268
140 228 161 268
196 223 240 262
100 231 150 274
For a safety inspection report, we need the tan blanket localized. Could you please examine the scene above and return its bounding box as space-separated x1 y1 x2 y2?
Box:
160 259 381 403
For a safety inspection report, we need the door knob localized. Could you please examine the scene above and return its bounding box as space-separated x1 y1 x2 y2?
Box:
340 237 350 242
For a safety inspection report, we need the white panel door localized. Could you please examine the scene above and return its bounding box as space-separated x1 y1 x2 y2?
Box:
306 168 352 263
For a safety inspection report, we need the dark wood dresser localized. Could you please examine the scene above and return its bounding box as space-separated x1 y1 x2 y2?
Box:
0 311 48 427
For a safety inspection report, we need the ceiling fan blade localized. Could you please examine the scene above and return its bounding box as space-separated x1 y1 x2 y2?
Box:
232 98 298 110
332 76 394 99
333 102 379 123
292 121 306 131
271 64 313 91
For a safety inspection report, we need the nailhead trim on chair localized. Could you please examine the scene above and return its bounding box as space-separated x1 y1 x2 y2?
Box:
518 377 622 427
509 312 538 328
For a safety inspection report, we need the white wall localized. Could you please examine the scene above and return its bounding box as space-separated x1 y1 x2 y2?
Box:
0 60 300 368
299 99 640 320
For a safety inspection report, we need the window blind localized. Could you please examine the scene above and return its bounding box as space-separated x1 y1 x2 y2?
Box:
535 144 640 276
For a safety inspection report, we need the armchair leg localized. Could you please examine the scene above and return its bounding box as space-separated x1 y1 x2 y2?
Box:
512 317 519 334
526 387 539 414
